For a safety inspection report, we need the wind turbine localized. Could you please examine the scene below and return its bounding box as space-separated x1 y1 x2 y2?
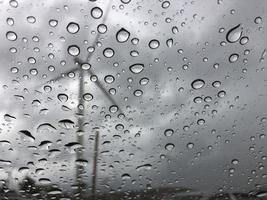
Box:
38 0 122 198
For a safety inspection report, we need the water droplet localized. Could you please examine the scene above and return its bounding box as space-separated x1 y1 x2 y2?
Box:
231 159 239 165
109 105 118 113
27 16 36 24
191 79 205 90
115 124 124 131
149 39 160 49
6 31 17 41
37 123 57 134
116 28 130 43
121 173 131 180
240 36 249 45
9 0 18 8
68 45 80 56
121 0 131 4
165 143 175 151
91 7 103 19
229 53 239 63
129 63 144 74
254 16 262 24
226 24 242 43
212 81 221 88
4 114 16 122
217 90 226 98
49 19 58 27
6 17 14 26
104 75 115 84
83 93 93 101
18 130 35 142
66 22 80 34
139 77 149 85
58 119 75 130
97 24 107 34
134 89 143 97
57 93 68 102
187 142 194 149
136 164 152 171
162 1 170 9
103 48 114 58
81 63 91 70
164 129 174 137
166 38 173 47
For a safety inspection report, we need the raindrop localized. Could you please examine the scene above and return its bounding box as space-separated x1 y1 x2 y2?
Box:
68 45 80 56
121 173 131 180
18 130 35 142
27 16 36 24
81 63 91 70
103 48 114 58
164 129 174 137
162 1 170 9
136 164 152 171
191 79 205 90
212 81 221 88
149 39 160 49
121 0 131 4
9 0 18 8
6 18 14 26
58 119 75 130
129 63 144 74
6 31 17 41
66 22 80 34
4 114 16 122
166 38 173 47
57 93 68 102
254 16 262 24
97 24 107 34
165 143 175 151
49 19 58 27
217 90 226 98
83 93 93 101
229 53 239 63
226 24 242 43
91 7 103 19
240 36 249 45
37 123 57 134
104 75 115 84
187 142 194 149
116 28 130 43
134 89 143 97
139 77 149 85
109 105 118 113
231 159 239 165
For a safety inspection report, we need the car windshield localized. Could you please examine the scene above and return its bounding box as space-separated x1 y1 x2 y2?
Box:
0 0 267 199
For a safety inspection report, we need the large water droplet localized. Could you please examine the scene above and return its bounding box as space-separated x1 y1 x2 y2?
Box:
104 75 115 84
226 24 242 43
103 48 114 58
66 22 80 34
191 79 205 90
91 7 103 19
129 63 144 74
18 130 35 142
68 45 80 56
165 143 175 151
116 28 130 43
6 31 17 41
149 39 160 49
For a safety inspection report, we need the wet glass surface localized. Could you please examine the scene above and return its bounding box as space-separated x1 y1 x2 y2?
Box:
0 0 267 199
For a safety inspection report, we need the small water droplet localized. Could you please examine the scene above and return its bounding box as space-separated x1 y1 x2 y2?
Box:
57 93 68 102
83 93 93 101
104 75 115 84
27 16 36 24
164 129 174 137
49 19 58 27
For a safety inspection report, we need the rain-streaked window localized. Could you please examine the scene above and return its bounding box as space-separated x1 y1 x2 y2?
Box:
0 0 267 199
